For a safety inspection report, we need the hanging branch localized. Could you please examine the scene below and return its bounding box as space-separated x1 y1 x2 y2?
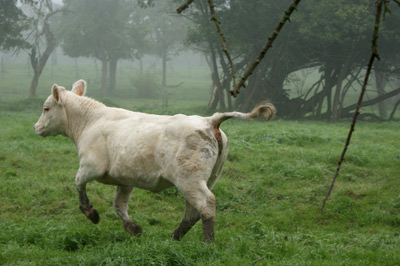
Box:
207 0 237 95
321 0 386 211
176 0 301 98
230 0 301 97
176 0 194 14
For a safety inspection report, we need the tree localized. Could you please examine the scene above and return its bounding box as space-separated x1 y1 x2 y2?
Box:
183 0 400 119
24 0 64 97
0 0 30 51
145 1 187 87
61 0 148 96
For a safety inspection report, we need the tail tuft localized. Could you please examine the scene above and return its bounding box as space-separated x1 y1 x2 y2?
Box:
209 102 276 128
248 103 276 121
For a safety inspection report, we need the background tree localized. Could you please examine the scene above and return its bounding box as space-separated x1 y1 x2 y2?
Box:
145 1 187 87
24 0 64 97
183 0 400 119
61 0 148 96
0 0 30 51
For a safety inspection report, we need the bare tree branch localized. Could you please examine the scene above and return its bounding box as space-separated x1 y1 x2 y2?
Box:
230 0 302 97
207 0 237 96
321 0 386 210
341 86 400 114
389 98 400 120
176 0 194 14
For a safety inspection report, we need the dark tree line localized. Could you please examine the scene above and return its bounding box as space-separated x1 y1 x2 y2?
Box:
183 0 400 120
1 0 186 97
1 0 399 120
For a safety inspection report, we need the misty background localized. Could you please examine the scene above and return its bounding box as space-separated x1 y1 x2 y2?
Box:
1 0 399 121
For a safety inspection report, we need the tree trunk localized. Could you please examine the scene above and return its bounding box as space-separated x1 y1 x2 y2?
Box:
207 42 225 112
317 67 336 119
332 58 352 122
225 82 233 111
139 59 143 76
375 70 387 118
75 58 79 79
332 76 344 122
94 59 99 83
29 70 40 97
28 15 57 97
109 57 118 93
29 42 57 97
389 98 400 120
1 55 5 77
217 48 233 111
162 53 167 87
101 59 108 97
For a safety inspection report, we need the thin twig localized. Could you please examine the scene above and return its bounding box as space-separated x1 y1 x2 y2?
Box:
251 255 269 266
321 0 385 211
176 0 194 14
207 0 237 95
230 0 301 97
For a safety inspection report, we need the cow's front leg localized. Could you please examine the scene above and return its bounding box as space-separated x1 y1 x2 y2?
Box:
75 169 99 224
114 185 142 236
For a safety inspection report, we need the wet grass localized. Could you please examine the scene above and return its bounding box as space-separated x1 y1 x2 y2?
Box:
1 63 400 265
0 108 399 265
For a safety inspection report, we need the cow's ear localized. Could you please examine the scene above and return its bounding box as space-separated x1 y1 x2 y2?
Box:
71 79 87 96
52 84 63 103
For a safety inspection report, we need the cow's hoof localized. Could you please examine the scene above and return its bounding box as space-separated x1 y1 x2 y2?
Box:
80 206 100 224
87 208 100 224
124 221 142 236
171 228 186 241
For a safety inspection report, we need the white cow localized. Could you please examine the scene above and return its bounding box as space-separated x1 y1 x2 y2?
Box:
34 80 276 242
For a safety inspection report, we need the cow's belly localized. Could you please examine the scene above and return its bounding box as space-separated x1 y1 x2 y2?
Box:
96 172 174 192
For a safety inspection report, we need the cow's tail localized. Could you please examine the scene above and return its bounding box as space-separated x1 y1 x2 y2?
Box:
209 103 276 129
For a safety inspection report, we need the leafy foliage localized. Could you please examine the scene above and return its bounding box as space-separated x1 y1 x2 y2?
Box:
0 0 30 50
184 0 400 119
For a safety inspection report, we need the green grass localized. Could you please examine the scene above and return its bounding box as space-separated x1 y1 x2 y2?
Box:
1 112 399 265
1 63 400 265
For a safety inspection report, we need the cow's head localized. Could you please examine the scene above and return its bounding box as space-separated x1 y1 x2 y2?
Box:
34 80 86 137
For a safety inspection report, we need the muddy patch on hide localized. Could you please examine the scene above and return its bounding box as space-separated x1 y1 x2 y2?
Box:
201 148 212 159
177 154 200 172
195 129 213 143
185 134 199 150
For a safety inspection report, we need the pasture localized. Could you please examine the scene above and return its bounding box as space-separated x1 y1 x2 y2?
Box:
0 62 400 265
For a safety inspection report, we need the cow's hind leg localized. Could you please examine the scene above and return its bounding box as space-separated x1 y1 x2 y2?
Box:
76 182 100 224
176 181 216 242
114 185 142 236
171 200 200 240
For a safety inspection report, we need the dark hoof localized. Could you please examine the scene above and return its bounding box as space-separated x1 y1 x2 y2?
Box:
80 205 100 224
171 230 182 241
171 220 195 241
202 217 215 243
124 221 142 236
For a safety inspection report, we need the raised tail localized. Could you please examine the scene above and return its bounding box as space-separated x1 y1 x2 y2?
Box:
209 103 276 128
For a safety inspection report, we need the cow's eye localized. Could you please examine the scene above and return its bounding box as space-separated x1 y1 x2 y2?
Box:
44 107 50 112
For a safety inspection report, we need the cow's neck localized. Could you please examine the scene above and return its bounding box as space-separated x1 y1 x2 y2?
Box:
63 94 105 144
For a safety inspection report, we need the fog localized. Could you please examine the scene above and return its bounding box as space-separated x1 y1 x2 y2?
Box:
1 0 399 120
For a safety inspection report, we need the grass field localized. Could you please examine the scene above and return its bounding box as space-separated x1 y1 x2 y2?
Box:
1 63 400 265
